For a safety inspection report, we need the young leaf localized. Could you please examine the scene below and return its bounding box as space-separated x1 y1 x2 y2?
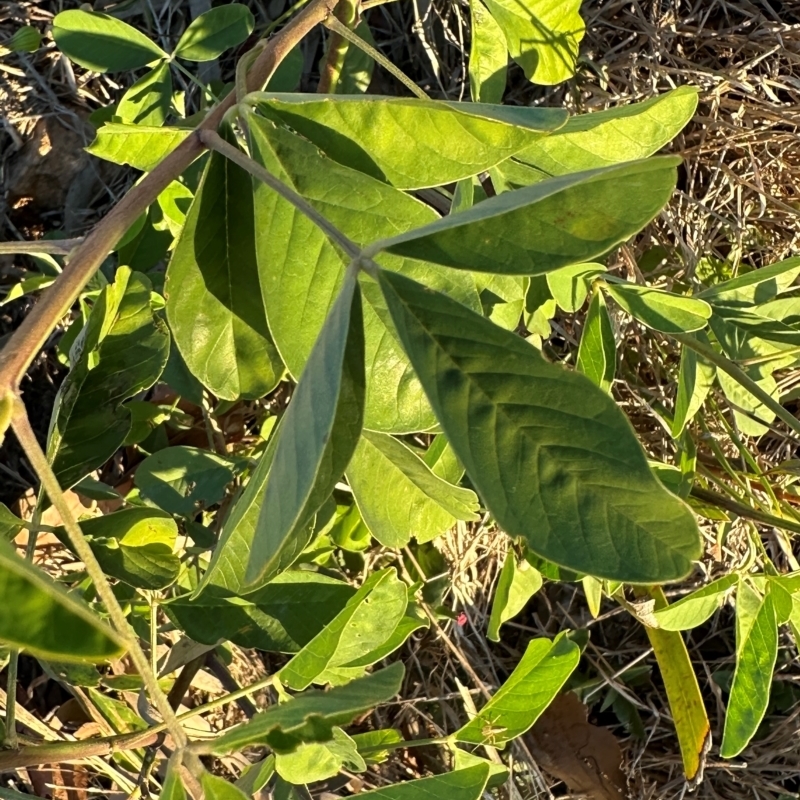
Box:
55 508 180 590
134 446 239 517
346 431 479 548
173 5 254 61
354 764 491 799
653 575 737 631
87 125 191 172
279 569 407 690
603 280 712 334
166 124 283 400
671 343 716 437
644 587 710 780
721 592 778 758
576 290 616 393
116 62 172 126
211 662 404 755
487 552 543 641
547 263 605 313
252 95 566 189
517 86 699 174
481 0 584 85
455 634 579 745
469 0 507 103
370 158 680 275
698 256 800 308
167 572 355 652
0 540 124 662
47 268 169 491
53 10 167 72
243 271 365 590
275 727 364 784
248 113 481 433
377 270 702 583
582 575 603 618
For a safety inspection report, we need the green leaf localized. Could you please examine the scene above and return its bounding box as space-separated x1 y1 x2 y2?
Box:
452 749 509 788
243 272 365 590
517 86 699 173
644 587 710 780
279 569 407 690
721 592 778 758
718 369 777 437
252 94 566 189
2 25 41 54
56 508 180 590
671 343 716 437
174 5 254 61
346 431 479 548
480 0 584 85
576 290 615 393
424 434 465 484
87 124 191 172
345 602 428 667
735 579 762 655
201 771 249 800
266 47 303 92
0 539 124 661
248 113 481 433
53 10 167 72
47 268 169 491
134 446 238 516
475 273 526 330
339 21 375 93
159 765 186 800
582 575 602 618
698 256 800 308
602 280 712 334
547 262 605 312
211 662 404 755
354 765 490 799
166 125 283 401
167 572 355 652
377 270 702 583
116 62 172 126
455 634 579 745
487 552 542 641
469 0 507 103
0 504 25 541
275 727 365 784
352 728 403 765
653 575 737 631
371 158 679 275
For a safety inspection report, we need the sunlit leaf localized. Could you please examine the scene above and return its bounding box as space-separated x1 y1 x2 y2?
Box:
87 125 191 172
354 765 490 799
576 290 615 393
116 62 172 126
698 256 800 308
275 728 364 784
469 0 507 103
671 342 716 437
603 280 712 334
654 575 737 631
547 263 605 313
487 552 542 641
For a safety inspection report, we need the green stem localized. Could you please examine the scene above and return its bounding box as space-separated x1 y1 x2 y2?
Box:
672 332 800 438
199 128 361 259
691 485 800 536
9 401 187 750
318 0 357 93
0 239 82 256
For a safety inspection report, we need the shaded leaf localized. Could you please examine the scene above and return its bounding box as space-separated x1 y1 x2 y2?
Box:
87 124 190 172
372 158 679 276
347 431 479 548
0 539 124 661
644 587 710 779
487 552 542 641
377 269 701 583
168 572 355 652
252 94 566 189
576 290 615 393
243 272 364 590
53 10 166 72
721 591 778 758
47 268 169 491
671 342 716 437
456 634 579 745
0 504 25 541
518 87 698 174
248 113 481 433
475 273 526 329
352 729 404 765
547 262 605 313
166 125 283 400
174 5 254 61
116 62 172 126
134 446 238 516
211 662 404 755
353 765 490 799
603 280 712 334
424 434 465 484
338 21 375 94
698 256 800 308
201 771 249 800
469 0 507 103
279 569 406 690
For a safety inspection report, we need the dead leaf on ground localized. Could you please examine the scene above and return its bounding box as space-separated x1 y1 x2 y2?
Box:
526 692 627 800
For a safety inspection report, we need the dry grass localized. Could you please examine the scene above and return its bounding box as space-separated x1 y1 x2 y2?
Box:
2 1 800 799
